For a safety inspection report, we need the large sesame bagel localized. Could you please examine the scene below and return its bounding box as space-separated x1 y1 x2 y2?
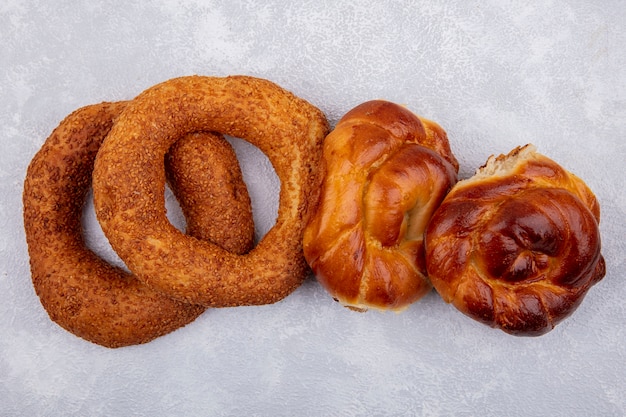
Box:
92 75 330 307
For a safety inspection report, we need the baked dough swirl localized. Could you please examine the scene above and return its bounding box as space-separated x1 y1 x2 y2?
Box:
303 100 459 311
425 144 606 335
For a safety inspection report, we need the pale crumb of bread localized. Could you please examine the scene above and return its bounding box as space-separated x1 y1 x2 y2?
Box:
464 143 537 184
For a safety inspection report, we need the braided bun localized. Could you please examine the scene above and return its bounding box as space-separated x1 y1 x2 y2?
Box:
304 100 458 311
425 144 605 335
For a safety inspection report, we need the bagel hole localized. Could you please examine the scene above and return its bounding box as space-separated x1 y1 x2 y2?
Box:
164 184 187 233
82 186 188 268
164 136 280 246
82 137 279 262
226 136 280 244
81 189 130 272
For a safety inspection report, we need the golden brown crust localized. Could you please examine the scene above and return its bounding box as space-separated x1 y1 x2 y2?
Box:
425 144 606 335
23 102 254 348
92 75 330 307
303 100 458 311
165 132 254 253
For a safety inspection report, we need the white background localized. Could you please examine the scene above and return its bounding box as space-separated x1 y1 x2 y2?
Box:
2 1 625 416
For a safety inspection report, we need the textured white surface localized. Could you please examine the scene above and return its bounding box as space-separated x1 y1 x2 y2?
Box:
2 1 626 416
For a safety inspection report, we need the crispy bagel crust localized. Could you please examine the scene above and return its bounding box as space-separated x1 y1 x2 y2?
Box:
166 132 254 254
23 102 254 347
425 144 606 335
92 76 330 307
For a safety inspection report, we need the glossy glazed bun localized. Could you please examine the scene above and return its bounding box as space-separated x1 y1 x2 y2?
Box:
425 144 605 335
304 100 458 311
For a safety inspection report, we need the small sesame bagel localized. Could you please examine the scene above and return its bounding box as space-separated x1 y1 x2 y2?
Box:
23 102 254 347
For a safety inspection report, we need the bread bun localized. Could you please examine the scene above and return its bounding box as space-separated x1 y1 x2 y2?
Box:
425 144 605 335
303 100 458 311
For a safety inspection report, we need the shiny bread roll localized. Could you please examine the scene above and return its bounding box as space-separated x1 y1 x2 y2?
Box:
425 144 606 335
303 100 458 311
